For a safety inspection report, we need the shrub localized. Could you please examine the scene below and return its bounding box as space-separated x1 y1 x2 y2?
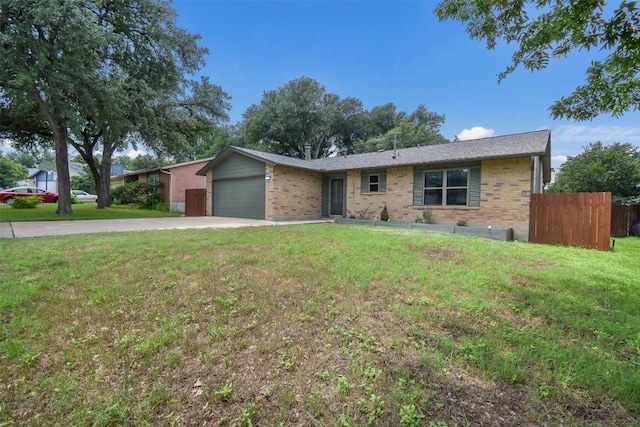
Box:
415 209 433 224
111 181 162 209
358 208 369 220
380 205 389 221
71 195 81 204
11 196 41 209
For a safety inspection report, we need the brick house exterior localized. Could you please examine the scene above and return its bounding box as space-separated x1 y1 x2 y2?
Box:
197 130 551 240
110 158 212 212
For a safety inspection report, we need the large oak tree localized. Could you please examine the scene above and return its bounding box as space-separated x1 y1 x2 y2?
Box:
242 77 448 159
1 0 229 211
242 77 354 159
435 0 640 120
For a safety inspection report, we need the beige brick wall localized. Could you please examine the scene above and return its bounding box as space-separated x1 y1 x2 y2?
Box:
413 157 533 240
346 157 533 240
205 172 213 216
265 164 323 220
346 167 414 220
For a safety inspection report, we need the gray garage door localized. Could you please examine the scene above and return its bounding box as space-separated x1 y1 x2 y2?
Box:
213 176 265 219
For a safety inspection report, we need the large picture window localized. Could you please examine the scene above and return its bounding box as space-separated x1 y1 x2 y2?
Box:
424 169 468 206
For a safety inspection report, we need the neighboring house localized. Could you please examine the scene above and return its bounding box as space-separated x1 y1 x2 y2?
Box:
110 158 213 212
29 161 86 193
196 130 551 241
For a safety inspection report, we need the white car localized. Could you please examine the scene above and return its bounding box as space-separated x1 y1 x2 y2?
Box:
71 190 98 203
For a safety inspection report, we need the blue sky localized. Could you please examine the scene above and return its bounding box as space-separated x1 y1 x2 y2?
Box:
172 0 640 170
2 0 637 169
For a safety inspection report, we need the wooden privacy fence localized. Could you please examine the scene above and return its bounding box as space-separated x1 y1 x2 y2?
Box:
611 204 640 237
185 188 206 217
529 192 611 251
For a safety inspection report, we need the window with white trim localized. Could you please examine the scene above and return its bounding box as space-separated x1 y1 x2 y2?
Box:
424 169 469 206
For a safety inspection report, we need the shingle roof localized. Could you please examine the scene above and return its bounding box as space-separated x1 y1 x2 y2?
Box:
31 161 87 178
197 130 551 175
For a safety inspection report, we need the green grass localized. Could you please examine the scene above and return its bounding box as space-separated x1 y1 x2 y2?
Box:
1 225 638 426
0 202 182 222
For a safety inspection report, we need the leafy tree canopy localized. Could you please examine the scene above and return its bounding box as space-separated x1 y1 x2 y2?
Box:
128 155 167 171
241 77 448 159
435 0 640 120
1 0 229 211
0 153 27 188
194 125 245 160
355 104 448 152
242 77 352 159
548 142 640 202
6 151 38 169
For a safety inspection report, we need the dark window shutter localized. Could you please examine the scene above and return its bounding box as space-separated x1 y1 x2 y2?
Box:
469 167 481 207
413 169 424 205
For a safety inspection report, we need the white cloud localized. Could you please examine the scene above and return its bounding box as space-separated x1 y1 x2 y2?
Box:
456 126 495 141
127 149 147 159
553 125 640 145
551 155 568 162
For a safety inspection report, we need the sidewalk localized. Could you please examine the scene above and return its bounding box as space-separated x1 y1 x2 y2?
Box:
0 217 332 239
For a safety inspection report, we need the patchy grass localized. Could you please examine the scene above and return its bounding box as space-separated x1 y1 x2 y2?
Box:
0 225 638 426
0 202 182 222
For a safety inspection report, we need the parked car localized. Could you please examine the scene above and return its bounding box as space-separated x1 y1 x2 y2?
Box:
0 187 59 204
71 190 98 203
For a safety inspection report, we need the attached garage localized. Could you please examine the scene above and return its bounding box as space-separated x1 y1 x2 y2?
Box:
204 151 266 219
213 176 265 219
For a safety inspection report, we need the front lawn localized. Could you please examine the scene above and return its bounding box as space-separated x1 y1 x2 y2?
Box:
0 202 182 222
0 225 638 426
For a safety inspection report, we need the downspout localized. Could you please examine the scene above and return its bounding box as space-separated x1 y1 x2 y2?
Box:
160 169 172 211
532 155 541 194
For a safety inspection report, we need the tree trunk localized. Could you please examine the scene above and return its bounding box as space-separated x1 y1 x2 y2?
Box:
54 129 73 215
96 157 113 209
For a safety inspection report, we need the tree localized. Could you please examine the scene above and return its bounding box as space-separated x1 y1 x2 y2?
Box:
136 77 231 163
129 155 167 171
242 77 365 159
548 142 640 202
355 104 448 153
195 125 245 159
1 1 100 213
6 151 37 169
434 1 640 120
1 0 229 211
0 153 27 188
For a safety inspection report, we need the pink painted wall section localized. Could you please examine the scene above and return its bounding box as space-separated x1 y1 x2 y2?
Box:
164 161 209 211
166 162 207 203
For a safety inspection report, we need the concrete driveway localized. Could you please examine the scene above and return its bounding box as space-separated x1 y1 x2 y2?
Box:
0 216 331 239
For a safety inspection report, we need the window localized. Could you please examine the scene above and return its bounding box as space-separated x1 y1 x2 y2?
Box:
424 169 468 206
360 170 386 193
369 174 380 192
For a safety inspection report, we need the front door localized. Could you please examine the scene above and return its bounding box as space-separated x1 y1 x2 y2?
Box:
330 179 344 216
